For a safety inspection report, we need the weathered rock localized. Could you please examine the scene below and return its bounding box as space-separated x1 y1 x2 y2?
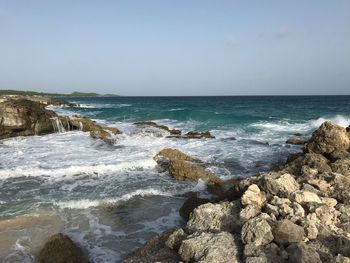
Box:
273 220 304 245
286 138 306 145
286 242 321 263
186 201 240 233
154 148 222 184
185 131 215 139
244 243 287 263
315 205 338 225
293 190 322 204
306 121 350 154
165 228 187 250
240 205 261 222
263 173 299 197
178 232 241 263
283 153 332 175
179 193 210 221
331 174 350 204
122 229 181 263
241 217 274 246
38 233 89 263
0 98 57 139
333 255 350 263
241 184 266 208
331 158 350 176
134 121 181 135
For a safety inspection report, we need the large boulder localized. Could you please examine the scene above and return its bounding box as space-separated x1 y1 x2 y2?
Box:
178 232 241 263
262 173 300 197
0 98 57 139
241 217 274 246
305 121 350 154
38 233 89 263
273 220 304 245
179 193 210 221
154 148 222 184
241 184 266 208
286 242 321 263
186 201 240 233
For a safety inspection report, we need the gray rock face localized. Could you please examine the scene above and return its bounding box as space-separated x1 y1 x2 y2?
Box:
263 173 300 197
241 184 266 208
179 193 210 221
273 219 304 245
186 201 240 233
286 242 321 263
0 98 57 139
241 217 274 246
38 233 89 263
179 232 241 263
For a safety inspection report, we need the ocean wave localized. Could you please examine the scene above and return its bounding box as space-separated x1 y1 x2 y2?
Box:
55 188 175 209
310 115 350 128
0 159 156 179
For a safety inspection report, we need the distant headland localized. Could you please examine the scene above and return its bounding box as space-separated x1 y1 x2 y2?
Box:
0 89 119 97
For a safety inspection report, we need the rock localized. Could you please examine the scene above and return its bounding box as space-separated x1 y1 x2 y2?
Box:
38 233 89 263
331 158 350 176
293 191 322 204
178 232 241 263
122 229 181 263
185 131 215 139
240 205 261 221
134 121 181 135
263 173 300 197
186 201 240 233
244 243 287 263
315 205 338 225
286 138 306 145
241 184 266 208
327 150 350 162
0 98 57 139
179 193 210 221
286 242 321 263
333 255 350 263
283 153 332 175
273 219 304 245
241 217 274 246
331 174 350 204
306 121 350 154
165 228 187 250
154 148 222 184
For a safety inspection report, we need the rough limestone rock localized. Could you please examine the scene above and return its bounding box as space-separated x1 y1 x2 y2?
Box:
263 173 300 196
154 148 222 184
331 158 350 176
331 174 350 204
293 191 322 204
306 121 350 154
166 130 215 139
240 205 261 222
283 153 332 175
165 228 187 250
273 220 304 245
38 233 89 263
241 184 266 208
286 138 306 145
134 121 181 135
178 232 240 263
0 98 57 139
241 217 274 246
122 229 181 263
286 242 321 263
244 243 287 263
186 201 240 233
179 193 210 221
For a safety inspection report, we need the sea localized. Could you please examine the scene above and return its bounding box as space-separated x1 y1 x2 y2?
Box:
0 96 349 262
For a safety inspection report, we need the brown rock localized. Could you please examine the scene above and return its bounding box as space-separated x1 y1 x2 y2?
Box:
286 242 321 263
273 220 304 245
38 233 89 263
134 121 181 135
286 138 306 145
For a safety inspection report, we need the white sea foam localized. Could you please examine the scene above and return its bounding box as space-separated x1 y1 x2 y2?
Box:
310 115 350 128
55 188 175 209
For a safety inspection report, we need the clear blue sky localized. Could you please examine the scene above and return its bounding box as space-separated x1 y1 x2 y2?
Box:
0 0 349 95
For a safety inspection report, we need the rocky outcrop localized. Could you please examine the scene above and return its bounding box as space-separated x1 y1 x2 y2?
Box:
38 233 89 263
179 193 210 221
134 121 181 135
286 138 306 145
154 148 222 184
0 98 57 139
124 121 350 263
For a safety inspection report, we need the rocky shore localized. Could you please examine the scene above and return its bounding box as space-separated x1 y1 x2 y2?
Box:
122 121 350 263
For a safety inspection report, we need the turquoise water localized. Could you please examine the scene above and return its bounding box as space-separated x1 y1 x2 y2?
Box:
0 96 349 262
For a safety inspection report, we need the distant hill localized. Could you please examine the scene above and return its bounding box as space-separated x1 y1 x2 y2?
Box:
0 90 118 97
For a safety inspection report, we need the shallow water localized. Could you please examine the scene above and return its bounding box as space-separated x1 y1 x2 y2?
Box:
0 96 349 262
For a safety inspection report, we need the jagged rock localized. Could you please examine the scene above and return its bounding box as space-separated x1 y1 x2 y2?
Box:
38 233 89 263
179 193 210 221
286 138 306 145
333 255 350 263
283 153 332 175
122 229 181 263
241 184 266 208
244 243 287 263
134 121 181 135
178 232 241 263
186 201 240 233
240 205 261 222
184 131 215 139
273 219 304 245
331 174 350 204
241 217 274 246
306 121 350 154
286 242 321 263
165 228 187 250
0 98 57 139
292 191 322 204
321 197 338 207
263 173 299 197
315 205 339 225
331 158 350 176
154 148 222 184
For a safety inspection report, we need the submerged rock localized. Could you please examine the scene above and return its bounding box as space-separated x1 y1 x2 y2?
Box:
38 233 89 263
134 121 181 135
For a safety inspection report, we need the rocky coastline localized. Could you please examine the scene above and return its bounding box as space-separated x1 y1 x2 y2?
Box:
1 96 349 262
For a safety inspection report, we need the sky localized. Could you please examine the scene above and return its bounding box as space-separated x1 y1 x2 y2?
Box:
0 0 349 96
